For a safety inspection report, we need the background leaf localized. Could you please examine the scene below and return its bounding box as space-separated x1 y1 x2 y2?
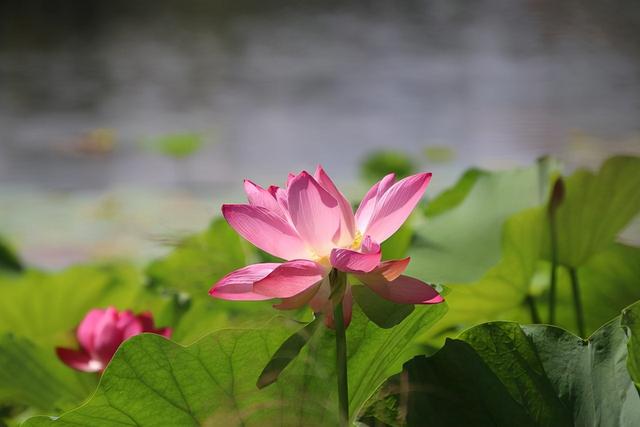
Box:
423 168 486 218
0 263 176 414
0 236 23 273
0 334 95 413
145 218 251 297
543 156 640 268
407 158 558 284
360 150 415 185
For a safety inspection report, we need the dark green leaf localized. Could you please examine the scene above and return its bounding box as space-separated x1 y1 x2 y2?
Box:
257 316 322 389
402 315 640 426
0 237 22 273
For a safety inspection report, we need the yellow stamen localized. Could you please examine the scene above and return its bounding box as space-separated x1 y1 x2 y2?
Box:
350 231 363 250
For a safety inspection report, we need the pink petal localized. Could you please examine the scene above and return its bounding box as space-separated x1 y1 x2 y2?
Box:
274 187 292 223
244 180 283 215
155 327 172 338
273 279 324 310
76 308 106 353
222 204 309 260
330 236 381 274
309 278 331 314
209 263 281 301
307 280 353 329
56 347 103 372
314 165 356 245
324 288 354 329
136 312 155 331
253 260 327 299
90 307 124 364
357 257 410 282
364 173 432 243
117 311 144 341
355 173 396 233
136 312 172 338
359 274 443 305
286 173 296 188
287 172 341 256
267 185 279 197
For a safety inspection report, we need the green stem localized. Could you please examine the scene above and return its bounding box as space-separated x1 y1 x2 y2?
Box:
548 215 558 324
333 300 349 426
569 267 585 337
525 295 541 324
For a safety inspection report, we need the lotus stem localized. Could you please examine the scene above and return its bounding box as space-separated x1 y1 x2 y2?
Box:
547 177 564 324
525 295 541 324
569 267 585 337
548 208 559 324
330 270 349 426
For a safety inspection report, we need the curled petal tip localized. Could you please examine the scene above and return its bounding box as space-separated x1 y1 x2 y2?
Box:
426 294 445 304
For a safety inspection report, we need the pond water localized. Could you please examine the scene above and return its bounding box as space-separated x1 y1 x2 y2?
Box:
1 0 639 267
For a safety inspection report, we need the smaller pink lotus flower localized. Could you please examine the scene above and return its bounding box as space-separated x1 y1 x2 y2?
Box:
56 307 171 372
210 166 443 327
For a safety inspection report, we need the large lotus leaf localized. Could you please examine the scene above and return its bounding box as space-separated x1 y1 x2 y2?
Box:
145 218 252 296
24 303 447 426
407 158 558 284
402 310 640 426
542 156 640 268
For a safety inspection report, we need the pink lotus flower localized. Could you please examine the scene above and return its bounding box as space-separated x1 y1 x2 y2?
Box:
210 166 443 327
56 307 171 372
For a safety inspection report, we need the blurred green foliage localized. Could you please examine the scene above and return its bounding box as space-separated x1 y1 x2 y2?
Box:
0 237 22 274
146 218 249 295
423 145 455 163
142 132 204 159
360 150 416 184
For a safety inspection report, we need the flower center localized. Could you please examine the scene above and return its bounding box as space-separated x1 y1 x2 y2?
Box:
349 230 363 251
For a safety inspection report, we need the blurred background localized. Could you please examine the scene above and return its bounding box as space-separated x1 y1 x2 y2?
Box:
1 0 639 269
